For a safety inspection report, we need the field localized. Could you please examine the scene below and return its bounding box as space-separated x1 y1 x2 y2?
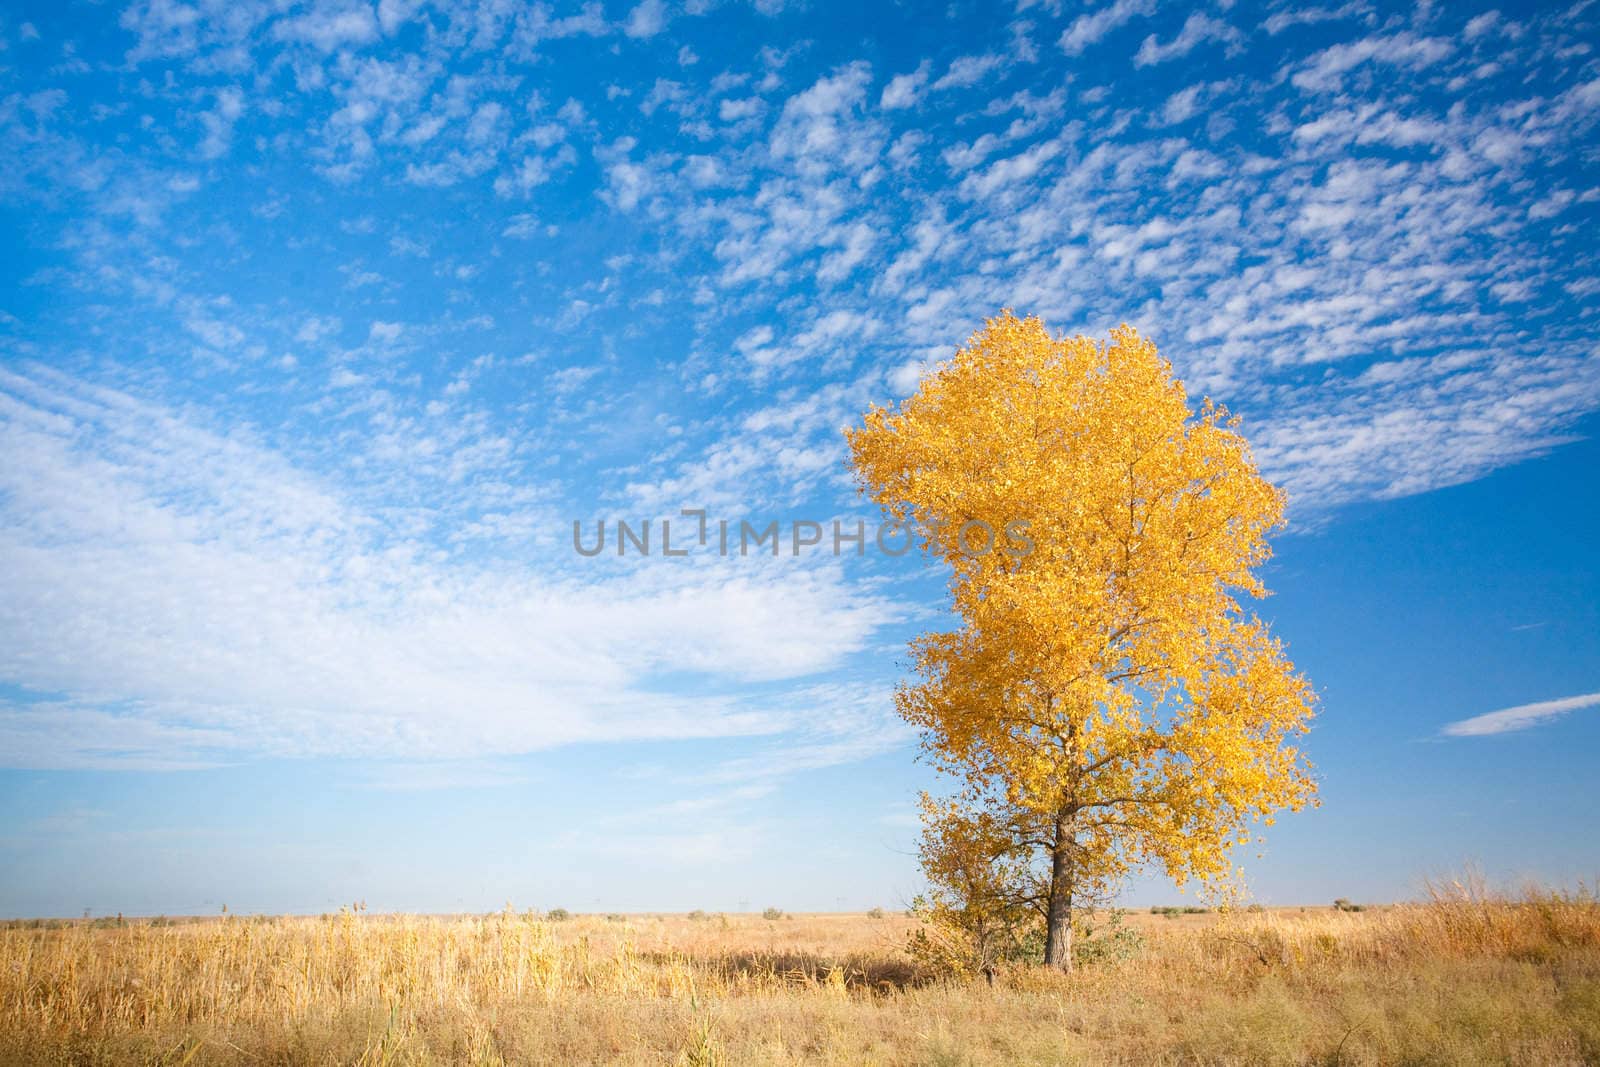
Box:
3 888 1598 1065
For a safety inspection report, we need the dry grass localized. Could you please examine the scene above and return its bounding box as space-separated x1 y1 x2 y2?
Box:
2 884 1597 1065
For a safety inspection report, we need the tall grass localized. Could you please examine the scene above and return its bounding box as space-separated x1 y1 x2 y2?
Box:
2 889 1597 1064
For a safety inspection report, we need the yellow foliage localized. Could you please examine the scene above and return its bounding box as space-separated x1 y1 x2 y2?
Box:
847 311 1318 966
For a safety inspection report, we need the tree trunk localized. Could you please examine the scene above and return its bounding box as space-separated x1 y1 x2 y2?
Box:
1043 813 1074 971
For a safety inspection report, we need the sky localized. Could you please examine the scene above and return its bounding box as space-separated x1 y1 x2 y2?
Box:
0 0 1597 917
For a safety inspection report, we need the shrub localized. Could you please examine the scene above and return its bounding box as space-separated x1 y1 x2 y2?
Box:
545 908 570 922
1074 909 1143 966
687 910 708 921
867 907 885 919
1334 898 1365 912
906 892 1043 977
762 907 785 921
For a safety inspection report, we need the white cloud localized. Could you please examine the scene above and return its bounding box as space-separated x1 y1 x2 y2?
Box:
1463 11 1500 40
197 86 244 159
493 145 577 197
719 97 764 122
1262 1 1366 36
0 368 901 768
880 62 929 109
1059 0 1155 56
377 0 420 36
771 62 874 162
1160 83 1205 125
888 353 942 395
1291 32 1455 92
272 5 380 52
185 320 242 352
695 683 912 785
1440 693 1600 737
1134 12 1244 67
816 221 878 284
624 0 668 39
606 158 652 211
931 53 1005 92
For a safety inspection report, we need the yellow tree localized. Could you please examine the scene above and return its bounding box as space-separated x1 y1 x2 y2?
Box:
847 311 1317 971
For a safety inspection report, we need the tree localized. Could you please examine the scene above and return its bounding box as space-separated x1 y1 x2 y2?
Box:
905 795 1043 979
847 311 1317 971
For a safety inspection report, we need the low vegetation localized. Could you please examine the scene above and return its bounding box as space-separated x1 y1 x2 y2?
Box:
2 881 1596 1064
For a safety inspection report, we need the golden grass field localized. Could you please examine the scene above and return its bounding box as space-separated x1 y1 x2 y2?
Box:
2 886 1597 1065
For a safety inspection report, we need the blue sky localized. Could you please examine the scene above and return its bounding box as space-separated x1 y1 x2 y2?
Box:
1 0 1597 917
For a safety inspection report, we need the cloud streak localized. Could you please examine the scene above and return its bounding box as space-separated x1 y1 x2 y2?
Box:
0 366 900 768
1440 693 1600 737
